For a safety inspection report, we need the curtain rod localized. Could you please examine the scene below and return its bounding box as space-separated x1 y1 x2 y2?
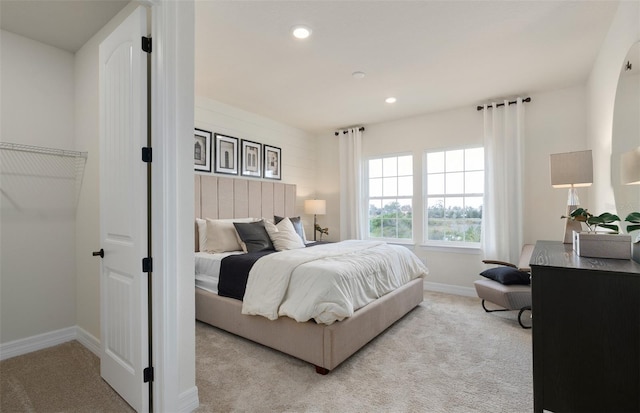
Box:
476 97 531 111
334 126 365 136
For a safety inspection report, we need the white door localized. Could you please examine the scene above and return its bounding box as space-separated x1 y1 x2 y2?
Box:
98 6 149 412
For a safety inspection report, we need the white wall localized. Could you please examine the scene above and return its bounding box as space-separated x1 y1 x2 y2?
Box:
0 30 77 343
524 86 589 244
587 1 640 215
316 85 587 290
194 97 318 232
74 25 102 344
315 132 341 241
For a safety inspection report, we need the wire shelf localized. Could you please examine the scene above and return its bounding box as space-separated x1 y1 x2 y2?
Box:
0 142 87 158
0 141 88 212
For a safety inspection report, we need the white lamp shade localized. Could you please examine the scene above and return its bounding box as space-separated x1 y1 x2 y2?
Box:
621 147 640 185
550 150 593 188
304 199 326 215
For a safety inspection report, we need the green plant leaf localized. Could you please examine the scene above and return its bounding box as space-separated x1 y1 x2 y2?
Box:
627 224 640 233
597 212 620 222
587 216 604 225
625 212 640 224
598 224 619 233
569 208 589 218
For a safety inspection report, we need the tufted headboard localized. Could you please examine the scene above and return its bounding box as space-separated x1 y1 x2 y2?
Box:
194 175 297 250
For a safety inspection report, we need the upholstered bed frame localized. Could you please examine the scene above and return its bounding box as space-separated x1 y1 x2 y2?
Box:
194 175 424 374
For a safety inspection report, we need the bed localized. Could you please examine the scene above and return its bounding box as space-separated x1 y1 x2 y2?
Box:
194 175 427 374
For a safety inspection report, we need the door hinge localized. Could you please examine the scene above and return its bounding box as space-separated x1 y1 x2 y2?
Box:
143 366 154 383
141 37 152 53
142 147 152 163
142 257 153 273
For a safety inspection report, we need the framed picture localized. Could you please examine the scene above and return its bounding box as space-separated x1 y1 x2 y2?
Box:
263 145 281 180
214 133 239 175
241 139 262 178
194 128 212 172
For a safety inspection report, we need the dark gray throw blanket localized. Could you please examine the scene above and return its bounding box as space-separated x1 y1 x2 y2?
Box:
217 251 274 300
217 241 332 300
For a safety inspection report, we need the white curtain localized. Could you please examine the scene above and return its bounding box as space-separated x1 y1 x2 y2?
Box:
482 99 525 263
339 127 363 240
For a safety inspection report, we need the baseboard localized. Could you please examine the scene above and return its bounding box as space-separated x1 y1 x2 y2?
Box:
76 326 101 357
178 386 200 412
0 326 76 361
424 281 476 297
0 325 100 361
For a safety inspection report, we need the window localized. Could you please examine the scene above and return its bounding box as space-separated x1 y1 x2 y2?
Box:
424 147 484 245
367 155 413 240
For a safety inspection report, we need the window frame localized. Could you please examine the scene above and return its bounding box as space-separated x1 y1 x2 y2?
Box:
422 145 484 248
365 152 414 243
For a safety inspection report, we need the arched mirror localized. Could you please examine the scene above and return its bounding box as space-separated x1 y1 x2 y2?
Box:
611 41 640 229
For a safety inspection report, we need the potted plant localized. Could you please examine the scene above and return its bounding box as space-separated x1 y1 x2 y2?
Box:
562 208 631 259
562 208 621 232
314 223 329 241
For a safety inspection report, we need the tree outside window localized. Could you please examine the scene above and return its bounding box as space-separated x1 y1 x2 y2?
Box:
367 155 413 240
424 147 484 245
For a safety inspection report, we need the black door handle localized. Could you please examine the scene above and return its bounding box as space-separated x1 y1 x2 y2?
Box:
92 249 104 258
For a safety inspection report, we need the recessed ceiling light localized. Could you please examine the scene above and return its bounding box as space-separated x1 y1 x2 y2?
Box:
385 97 397 104
352 71 366 79
292 26 312 39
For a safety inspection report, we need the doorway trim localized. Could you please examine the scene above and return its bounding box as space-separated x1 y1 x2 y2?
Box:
145 0 198 411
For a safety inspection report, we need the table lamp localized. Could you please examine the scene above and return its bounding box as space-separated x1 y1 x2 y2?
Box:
550 150 593 243
304 199 326 241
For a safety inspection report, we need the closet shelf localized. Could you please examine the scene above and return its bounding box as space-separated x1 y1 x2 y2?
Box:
0 142 87 158
0 141 88 213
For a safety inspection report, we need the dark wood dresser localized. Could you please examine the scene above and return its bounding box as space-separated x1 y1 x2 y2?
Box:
530 241 640 413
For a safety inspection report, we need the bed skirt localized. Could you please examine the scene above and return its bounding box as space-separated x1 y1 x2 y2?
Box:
195 277 424 373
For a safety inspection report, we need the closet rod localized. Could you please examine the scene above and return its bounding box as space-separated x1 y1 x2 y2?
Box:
0 142 87 158
476 97 531 111
334 126 365 136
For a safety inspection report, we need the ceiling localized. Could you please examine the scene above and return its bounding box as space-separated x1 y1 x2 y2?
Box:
1 1 620 134
0 0 128 53
195 1 618 133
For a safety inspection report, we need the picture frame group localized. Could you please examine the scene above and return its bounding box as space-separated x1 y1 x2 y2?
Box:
193 128 281 180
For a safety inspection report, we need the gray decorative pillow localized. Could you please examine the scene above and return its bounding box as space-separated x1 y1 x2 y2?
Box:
233 221 274 253
274 215 305 242
264 218 306 251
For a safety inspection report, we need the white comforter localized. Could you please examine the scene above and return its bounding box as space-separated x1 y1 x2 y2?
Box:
241 240 428 325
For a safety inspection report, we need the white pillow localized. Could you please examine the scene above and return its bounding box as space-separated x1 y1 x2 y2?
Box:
264 217 306 251
196 218 207 252
204 217 256 253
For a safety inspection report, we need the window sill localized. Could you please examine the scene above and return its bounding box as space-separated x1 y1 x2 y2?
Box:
417 243 482 254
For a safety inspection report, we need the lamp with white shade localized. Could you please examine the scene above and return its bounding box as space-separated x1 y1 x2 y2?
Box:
621 146 640 185
304 199 326 241
550 150 593 243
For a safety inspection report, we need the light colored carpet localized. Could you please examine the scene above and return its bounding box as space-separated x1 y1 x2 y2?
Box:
195 291 532 412
0 291 532 412
0 340 134 412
